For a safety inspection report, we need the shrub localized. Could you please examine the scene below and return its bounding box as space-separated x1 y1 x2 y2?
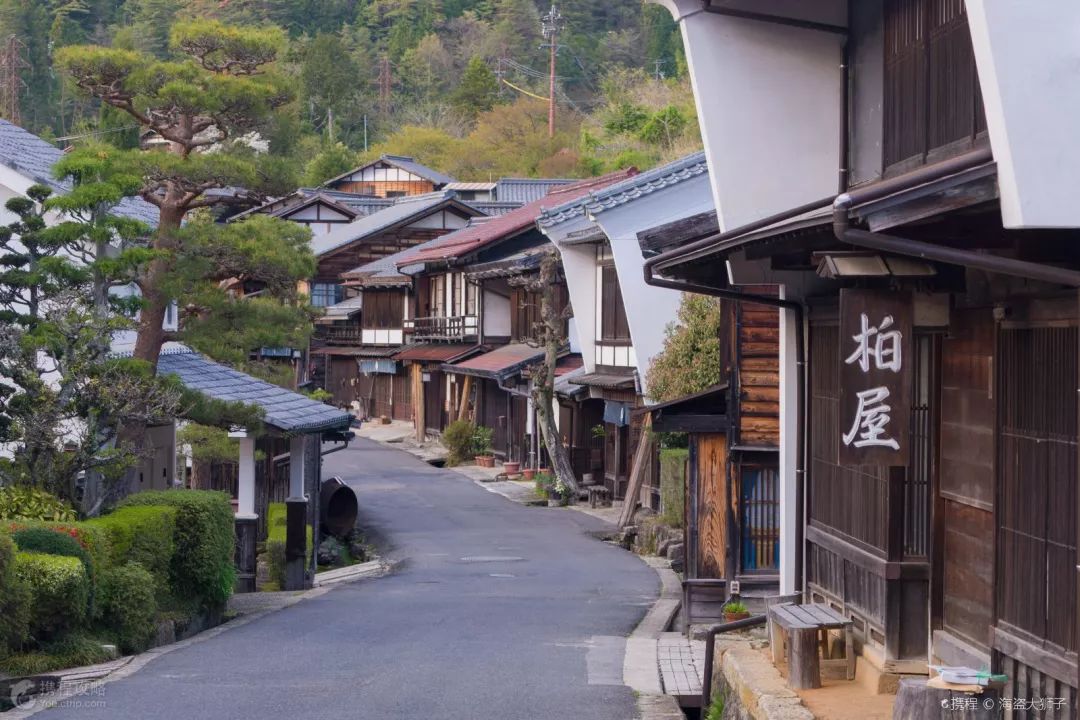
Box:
119 491 235 610
99 563 158 654
85 506 176 595
658 448 688 529
11 527 94 579
0 486 76 522
0 531 30 656
472 425 494 456
265 502 312 589
14 552 89 640
443 420 476 466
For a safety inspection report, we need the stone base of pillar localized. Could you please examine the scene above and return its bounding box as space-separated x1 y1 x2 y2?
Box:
234 515 258 594
284 497 310 591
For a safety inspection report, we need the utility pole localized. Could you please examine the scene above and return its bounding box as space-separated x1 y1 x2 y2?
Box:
378 55 393 117
0 35 28 126
541 4 564 139
653 58 667 81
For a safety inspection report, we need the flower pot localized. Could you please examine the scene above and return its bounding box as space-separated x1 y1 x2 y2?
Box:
474 455 495 468
522 469 536 481
503 461 521 475
723 611 751 623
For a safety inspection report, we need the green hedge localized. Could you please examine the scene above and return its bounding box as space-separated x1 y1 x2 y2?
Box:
99 563 158 654
85 506 176 598
11 527 95 581
265 502 312 590
0 531 30 656
119 490 235 609
3 520 110 580
14 552 89 640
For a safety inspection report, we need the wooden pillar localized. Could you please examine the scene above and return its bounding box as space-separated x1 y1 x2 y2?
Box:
788 629 822 689
285 435 308 591
232 430 257 594
457 375 473 422
412 363 425 442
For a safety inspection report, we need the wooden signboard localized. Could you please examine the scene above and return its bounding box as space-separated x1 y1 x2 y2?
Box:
838 289 912 466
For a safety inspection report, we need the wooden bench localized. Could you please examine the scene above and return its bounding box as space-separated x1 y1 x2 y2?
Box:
768 602 854 689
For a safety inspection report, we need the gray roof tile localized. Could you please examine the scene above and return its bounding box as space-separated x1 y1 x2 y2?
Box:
156 346 350 433
0 120 159 226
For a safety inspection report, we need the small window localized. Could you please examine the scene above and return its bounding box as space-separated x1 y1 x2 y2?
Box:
310 282 344 308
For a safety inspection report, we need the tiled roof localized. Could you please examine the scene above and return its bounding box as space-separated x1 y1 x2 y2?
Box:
340 230 457 285
396 169 638 268
309 345 402 357
271 193 358 220
495 177 575 204
0 120 158 226
312 191 479 258
537 152 708 229
446 181 496 192
393 344 483 362
442 343 545 379
154 346 351 433
323 154 455 189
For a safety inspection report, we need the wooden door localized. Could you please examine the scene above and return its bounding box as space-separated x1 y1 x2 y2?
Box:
424 370 443 432
392 369 412 421
510 394 528 463
695 433 729 579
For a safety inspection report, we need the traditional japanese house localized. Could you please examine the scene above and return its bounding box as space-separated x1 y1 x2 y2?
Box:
321 155 455 198
538 154 718 503
310 195 484 415
649 0 1079 705
392 170 638 447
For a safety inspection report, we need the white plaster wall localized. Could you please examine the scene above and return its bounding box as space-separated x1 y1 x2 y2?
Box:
966 1 1080 228
651 0 844 231
482 289 511 337
590 177 715 384
542 216 599 372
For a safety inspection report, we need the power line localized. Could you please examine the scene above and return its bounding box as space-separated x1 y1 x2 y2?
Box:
54 124 141 142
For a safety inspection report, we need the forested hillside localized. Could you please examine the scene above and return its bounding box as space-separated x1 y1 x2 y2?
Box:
0 0 701 180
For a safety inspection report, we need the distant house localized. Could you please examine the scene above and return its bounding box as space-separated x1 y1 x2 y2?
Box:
322 155 455 198
389 169 637 458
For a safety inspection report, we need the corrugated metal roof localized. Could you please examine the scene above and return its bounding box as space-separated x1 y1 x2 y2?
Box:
442 343 544 379
309 345 402 357
396 169 638 268
154 346 351 433
393 344 483 362
554 354 584 376
537 152 708 229
315 295 363 323
0 120 158 226
568 370 636 390
312 191 477 258
495 177 575 204
446 181 496 192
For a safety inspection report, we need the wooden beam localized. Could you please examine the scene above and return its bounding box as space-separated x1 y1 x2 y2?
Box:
412 363 424 443
457 375 473 422
618 414 653 528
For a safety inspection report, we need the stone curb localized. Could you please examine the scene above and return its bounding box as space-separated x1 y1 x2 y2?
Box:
626 556 686 720
715 639 816 720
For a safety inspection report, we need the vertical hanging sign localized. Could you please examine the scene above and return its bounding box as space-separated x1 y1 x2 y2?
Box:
839 289 912 466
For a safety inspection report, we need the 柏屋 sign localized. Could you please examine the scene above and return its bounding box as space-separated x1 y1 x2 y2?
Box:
838 289 911 466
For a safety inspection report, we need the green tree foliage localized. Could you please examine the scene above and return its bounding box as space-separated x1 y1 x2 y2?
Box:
57 21 311 378
303 141 359 186
299 33 366 143
452 56 500 119
646 295 726 403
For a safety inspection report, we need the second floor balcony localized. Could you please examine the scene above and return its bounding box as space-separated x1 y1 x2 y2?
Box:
404 315 479 342
318 324 405 346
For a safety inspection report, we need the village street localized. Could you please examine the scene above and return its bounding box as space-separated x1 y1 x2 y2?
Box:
37 438 659 720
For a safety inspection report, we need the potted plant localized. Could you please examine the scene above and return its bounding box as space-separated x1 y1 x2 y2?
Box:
503 460 521 475
722 600 751 623
548 476 573 507
472 426 495 468
522 467 536 481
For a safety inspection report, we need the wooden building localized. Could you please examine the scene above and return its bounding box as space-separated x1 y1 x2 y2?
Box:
646 0 1079 704
321 155 455 198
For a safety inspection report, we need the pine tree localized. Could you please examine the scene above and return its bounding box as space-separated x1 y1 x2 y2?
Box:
56 20 309 373
451 55 499 119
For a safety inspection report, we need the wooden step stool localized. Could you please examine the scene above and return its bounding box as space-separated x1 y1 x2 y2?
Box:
768 602 855 689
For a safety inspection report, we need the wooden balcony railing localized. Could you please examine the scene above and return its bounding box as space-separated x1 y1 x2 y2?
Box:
318 325 364 346
404 314 479 341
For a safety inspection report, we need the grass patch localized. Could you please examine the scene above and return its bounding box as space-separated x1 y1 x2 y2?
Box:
0 634 113 677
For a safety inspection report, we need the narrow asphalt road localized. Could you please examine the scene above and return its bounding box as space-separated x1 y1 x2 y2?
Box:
40 439 659 720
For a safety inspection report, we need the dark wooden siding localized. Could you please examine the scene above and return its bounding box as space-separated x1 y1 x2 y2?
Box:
511 282 569 343
937 308 995 650
315 226 449 283
600 265 631 343
883 0 986 172
996 325 1077 653
361 289 406 329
